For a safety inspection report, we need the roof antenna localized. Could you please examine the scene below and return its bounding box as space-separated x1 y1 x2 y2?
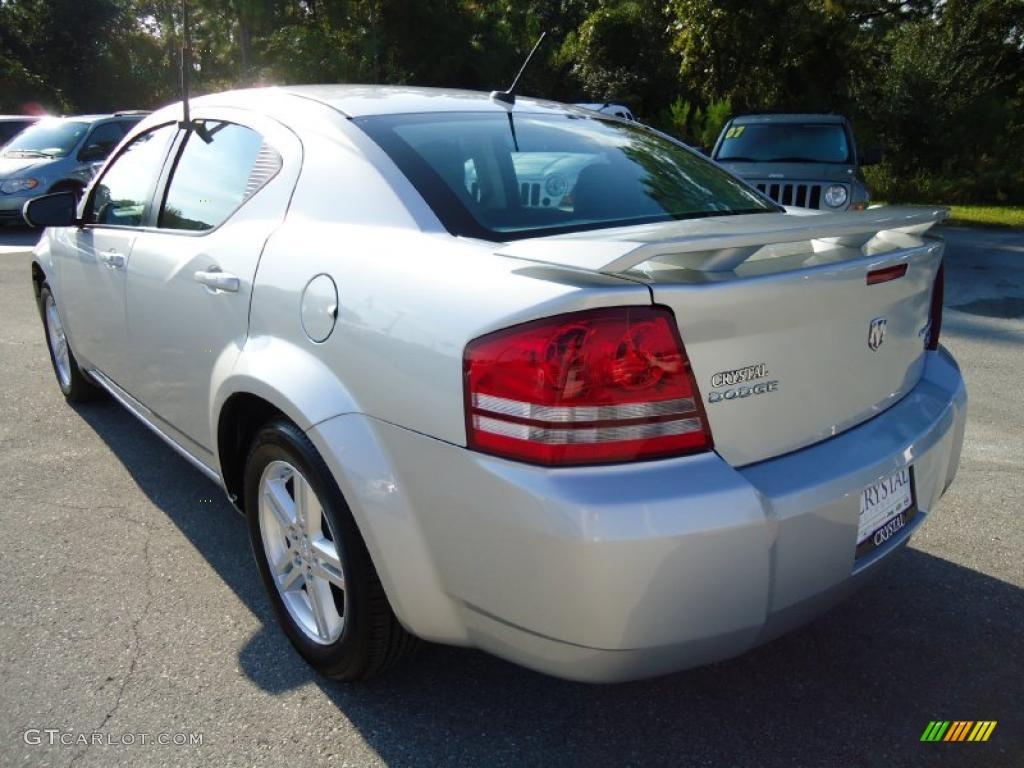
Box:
178 0 212 143
491 32 547 106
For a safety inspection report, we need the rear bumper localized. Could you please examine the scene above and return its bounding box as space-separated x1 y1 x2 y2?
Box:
308 348 966 682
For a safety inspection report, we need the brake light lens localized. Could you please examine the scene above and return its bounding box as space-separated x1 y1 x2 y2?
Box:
866 263 908 285
926 262 944 350
463 306 713 466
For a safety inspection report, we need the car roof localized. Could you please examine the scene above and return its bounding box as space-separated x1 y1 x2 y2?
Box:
0 115 39 121
193 84 586 119
730 113 848 125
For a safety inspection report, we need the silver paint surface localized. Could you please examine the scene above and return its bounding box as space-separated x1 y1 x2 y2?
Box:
32 85 968 681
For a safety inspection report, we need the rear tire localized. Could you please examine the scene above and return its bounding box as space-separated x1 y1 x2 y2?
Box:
244 419 418 680
39 283 102 402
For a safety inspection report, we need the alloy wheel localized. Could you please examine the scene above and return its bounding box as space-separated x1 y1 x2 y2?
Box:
44 293 72 391
258 460 347 644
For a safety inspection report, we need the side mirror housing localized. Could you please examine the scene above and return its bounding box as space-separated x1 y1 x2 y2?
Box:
23 191 78 228
860 146 883 167
78 143 108 162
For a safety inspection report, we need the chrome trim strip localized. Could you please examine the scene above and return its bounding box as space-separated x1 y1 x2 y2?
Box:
473 393 696 423
87 369 224 487
473 415 703 444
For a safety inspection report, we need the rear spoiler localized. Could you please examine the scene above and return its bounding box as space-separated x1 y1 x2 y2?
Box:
496 207 947 274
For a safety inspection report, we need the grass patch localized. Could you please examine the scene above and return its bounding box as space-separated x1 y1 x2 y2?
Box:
941 205 1024 229
877 203 1024 229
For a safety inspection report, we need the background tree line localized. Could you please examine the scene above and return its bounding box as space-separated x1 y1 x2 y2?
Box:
1 0 1022 204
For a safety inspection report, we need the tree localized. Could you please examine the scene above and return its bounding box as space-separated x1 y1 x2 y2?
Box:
667 0 859 114
559 1 678 119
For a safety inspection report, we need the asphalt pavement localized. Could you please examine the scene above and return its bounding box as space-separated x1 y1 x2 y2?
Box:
0 225 1021 767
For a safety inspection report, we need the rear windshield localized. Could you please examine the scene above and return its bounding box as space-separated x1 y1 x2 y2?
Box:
355 112 776 241
715 122 852 164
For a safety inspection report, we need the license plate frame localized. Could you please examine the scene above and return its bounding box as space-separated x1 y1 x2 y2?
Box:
856 466 917 559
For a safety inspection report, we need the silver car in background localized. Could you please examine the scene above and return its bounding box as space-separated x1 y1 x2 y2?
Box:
28 86 966 682
0 115 40 146
0 112 146 225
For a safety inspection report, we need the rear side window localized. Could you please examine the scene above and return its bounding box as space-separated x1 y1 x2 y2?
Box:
87 124 177 227
159 121 280 231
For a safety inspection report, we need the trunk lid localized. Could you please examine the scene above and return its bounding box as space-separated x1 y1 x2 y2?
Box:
497 208 945 466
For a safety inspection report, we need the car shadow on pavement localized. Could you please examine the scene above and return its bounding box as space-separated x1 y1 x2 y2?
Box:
75 399 1023 767
941 225 1024 347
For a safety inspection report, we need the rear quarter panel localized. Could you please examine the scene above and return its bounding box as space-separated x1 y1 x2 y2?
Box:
223 118 652 446
244 222 649 446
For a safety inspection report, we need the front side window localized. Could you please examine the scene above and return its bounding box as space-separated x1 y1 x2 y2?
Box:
1 120 88 159
80 122 126 160
159 121 271 231
715 123 852 164
86 124 176 227
355 112 776 241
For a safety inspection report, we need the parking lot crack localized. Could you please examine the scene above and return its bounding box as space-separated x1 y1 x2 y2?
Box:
65 525 157 768
14 495 160 531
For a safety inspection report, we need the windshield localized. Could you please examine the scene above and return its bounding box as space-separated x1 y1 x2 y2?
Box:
715 123 852 164
3 120 88 158
356 112 776 241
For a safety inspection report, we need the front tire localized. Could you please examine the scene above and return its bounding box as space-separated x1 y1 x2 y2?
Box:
39 283 102 402
244 419 417 680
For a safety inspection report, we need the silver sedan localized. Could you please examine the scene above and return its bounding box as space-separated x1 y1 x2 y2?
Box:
27 86 966 682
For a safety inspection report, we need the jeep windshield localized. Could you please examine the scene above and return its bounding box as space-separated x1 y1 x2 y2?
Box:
2 120 88 159
356 112 777 241
716 123 852 164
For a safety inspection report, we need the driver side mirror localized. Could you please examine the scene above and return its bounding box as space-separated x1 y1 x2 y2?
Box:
860 146 883 167
23 191 79 228
78 143 109 162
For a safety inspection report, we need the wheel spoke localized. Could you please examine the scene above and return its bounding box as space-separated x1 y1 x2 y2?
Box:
264 477 296 529
306 576 331 640
280 561 304 590
311 537 345 589
295 473 323 537
274 550 294 575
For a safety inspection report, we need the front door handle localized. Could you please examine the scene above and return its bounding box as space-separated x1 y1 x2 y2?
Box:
99 250 125 269
194 267 240 293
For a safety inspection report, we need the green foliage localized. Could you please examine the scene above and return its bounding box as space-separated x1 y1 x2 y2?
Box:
666 0 856 114
0 0 1020 204
858 0 1024 204
0 54 67 113
944 206 1024 229
667 97 731 149
559 1 676 119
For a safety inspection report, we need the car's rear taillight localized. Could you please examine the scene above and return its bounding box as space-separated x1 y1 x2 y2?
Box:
463 306 713 466
926 262 944 351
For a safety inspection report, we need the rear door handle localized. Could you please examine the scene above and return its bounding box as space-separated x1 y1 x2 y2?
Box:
194 267 240 293
99 250 125 269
